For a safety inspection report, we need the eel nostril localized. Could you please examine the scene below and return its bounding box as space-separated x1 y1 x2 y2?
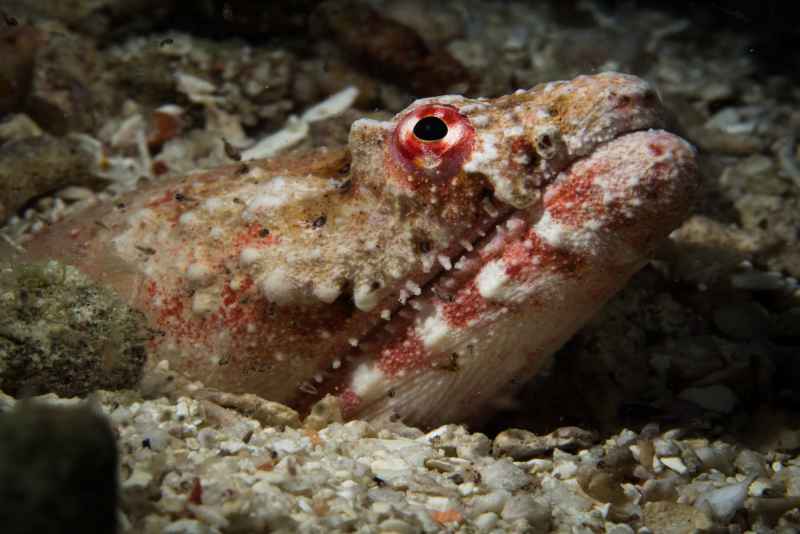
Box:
532 126 561 160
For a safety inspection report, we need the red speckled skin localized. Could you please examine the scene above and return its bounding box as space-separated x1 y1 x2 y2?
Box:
23 73 697 426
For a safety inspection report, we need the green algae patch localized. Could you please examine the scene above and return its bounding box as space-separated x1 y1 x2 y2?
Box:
0 260 147 397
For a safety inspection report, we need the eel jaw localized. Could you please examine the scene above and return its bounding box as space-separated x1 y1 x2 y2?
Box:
312 129 697 427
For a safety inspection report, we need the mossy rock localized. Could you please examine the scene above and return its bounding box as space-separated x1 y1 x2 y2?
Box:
0 260 147 397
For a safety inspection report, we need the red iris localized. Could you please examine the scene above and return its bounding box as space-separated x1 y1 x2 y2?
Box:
390 104 475 181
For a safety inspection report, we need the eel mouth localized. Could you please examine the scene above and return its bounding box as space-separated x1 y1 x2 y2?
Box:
291 170 551 409
293 125 689 416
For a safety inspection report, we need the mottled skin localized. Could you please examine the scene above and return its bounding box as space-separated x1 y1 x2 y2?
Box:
24 73 697 427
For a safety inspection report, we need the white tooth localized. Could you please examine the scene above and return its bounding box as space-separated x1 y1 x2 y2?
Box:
298 382 318 395
405 280 422 295
460 239 474 251
482 197 499 217
398 289 409 304
506 217 525 231
331 358 342 369
348 337 359 347
421 253 435 272
438 255 453 270
381 309 391 320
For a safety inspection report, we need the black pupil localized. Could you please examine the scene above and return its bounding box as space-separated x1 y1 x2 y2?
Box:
413 116 448 141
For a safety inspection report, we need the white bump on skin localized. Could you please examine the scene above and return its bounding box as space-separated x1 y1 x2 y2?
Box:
239 247 261 266
458 102 489 113
475 259 511 300
242 176 332 221
185 262 213 286
229 276 245 291
178 211 199 226
259 266 295 304
535 210 574 248
407 94 465 107
513 152 532 165
350 118 393 136
127 207 156 226
192 290 218 315
203 197 225 213
536 210 603 253
246 166 267 179
350 362 387 399
313 281 342 304
354 283 381 312
463 133 499 174
417 306 453 349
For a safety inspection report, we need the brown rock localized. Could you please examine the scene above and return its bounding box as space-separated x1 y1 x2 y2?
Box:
642 501 713 533
0 135 93 222
0 25 41 116
493 427 597 460
313 0 469 95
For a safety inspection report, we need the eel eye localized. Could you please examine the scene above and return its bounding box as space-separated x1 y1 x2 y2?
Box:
391 104 475 179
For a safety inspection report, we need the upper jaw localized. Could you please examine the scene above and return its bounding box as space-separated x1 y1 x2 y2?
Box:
347 72 673 316
450 72 668 210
